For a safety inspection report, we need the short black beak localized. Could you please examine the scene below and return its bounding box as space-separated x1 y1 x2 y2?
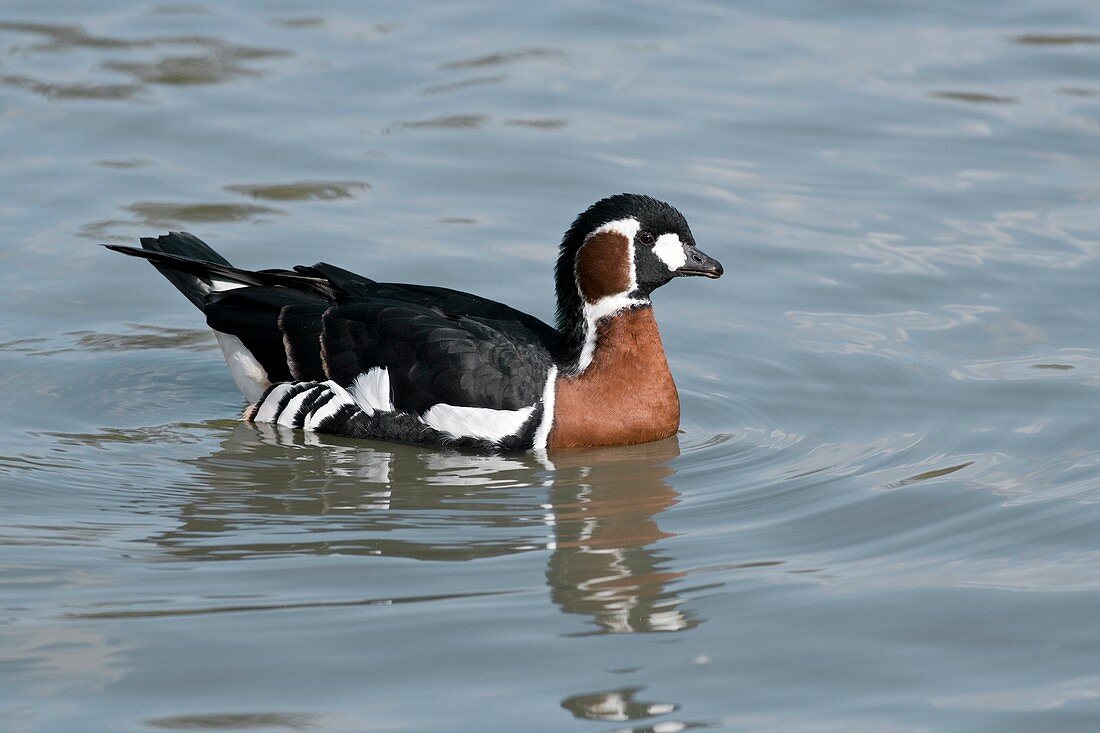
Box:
676 248 723 279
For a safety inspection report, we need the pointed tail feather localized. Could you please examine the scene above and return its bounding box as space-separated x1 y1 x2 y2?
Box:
104 232 234 309
140 231 232 266
104 232 333 310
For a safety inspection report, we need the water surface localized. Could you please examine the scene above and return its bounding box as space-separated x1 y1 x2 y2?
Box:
2 1 1099 731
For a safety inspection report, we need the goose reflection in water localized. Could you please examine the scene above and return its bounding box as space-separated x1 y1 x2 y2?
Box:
153 423 697 634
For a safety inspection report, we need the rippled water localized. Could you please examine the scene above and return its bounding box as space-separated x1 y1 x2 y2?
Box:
3 1 1100 731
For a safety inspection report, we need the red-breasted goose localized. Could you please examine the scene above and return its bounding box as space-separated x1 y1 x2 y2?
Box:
106 194 722 452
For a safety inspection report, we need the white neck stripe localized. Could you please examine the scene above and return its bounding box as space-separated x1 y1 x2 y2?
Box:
577 295 648 373
573 218 642 374
533 365 558 453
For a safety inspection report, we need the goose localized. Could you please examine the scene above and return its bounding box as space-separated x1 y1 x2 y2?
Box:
106 193 722 452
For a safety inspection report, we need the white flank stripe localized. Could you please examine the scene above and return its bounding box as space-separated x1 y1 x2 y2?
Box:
304 381 357 431
422 403 535 443
277 387 316 426
533 366 557 453
351 367 393 415
253 383 295 423
214 331 270 403
304 397 345 431
653 233 687 271
323 379 357 406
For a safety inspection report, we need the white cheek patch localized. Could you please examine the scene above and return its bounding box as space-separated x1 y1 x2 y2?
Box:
652 233 687 272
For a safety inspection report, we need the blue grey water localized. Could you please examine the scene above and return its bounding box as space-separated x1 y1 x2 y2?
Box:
1 1 1099 731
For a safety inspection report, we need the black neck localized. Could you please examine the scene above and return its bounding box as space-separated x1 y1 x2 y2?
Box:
553 283 587 373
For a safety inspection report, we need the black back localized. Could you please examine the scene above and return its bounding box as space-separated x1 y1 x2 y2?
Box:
107 235 557 413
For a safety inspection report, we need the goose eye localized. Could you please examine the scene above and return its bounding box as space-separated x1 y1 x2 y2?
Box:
637 231 656 246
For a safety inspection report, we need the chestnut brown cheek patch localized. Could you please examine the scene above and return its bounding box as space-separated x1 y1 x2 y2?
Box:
576 231 631 302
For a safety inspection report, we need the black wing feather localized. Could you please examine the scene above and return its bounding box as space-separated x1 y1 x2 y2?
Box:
204 287 327 382
109 234 556 416
320 301 552 413
277 303 329 380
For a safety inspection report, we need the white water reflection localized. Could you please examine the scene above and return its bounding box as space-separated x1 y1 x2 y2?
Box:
934 675 1100 712
109 425 701 634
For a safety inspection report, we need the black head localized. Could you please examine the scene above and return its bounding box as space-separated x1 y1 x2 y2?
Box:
554 193 722 327
552 194 722 370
